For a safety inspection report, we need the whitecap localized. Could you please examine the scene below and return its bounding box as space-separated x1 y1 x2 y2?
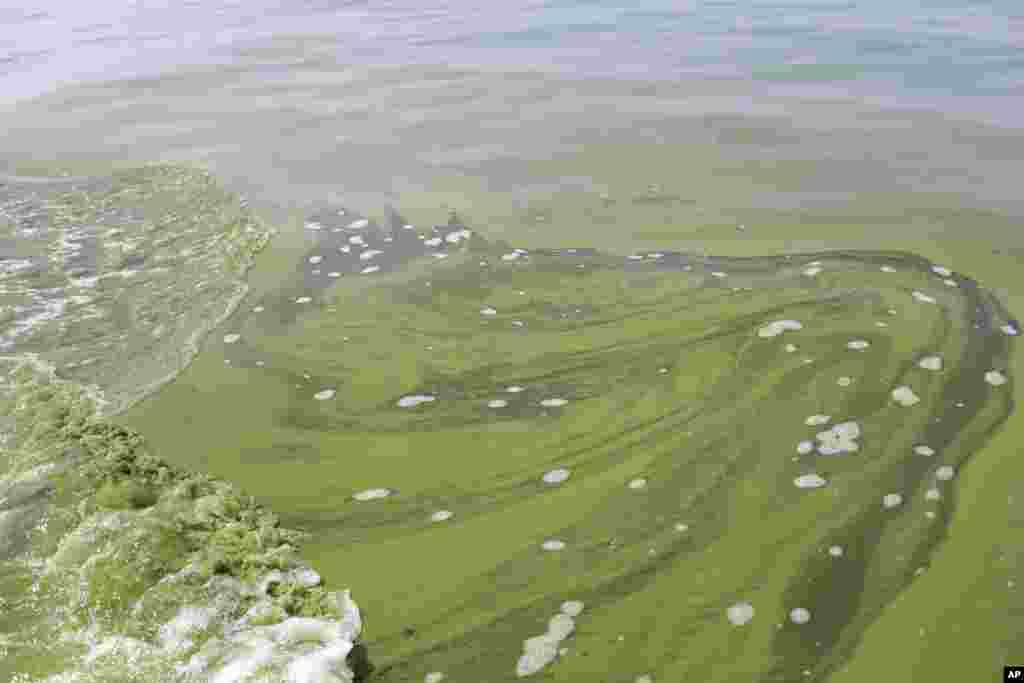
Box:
540 398 568 407
360 265 380 274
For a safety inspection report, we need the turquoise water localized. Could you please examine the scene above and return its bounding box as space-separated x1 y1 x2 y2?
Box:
2 0 1022 125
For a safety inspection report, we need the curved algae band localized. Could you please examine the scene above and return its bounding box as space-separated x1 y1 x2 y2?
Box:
125 208 1017 682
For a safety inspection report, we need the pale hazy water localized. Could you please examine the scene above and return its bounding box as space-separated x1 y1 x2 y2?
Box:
2 0 1023 220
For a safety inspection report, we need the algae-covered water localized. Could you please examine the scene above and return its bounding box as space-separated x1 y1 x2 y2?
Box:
3 1 1024 682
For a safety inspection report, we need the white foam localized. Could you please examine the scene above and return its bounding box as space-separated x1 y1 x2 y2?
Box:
430 510 454 523
794 474 827 489
295 296 312 304
424 237 442 247
789 608 811 625
803 266 822 276
506 386 525 393
726 602 755 626
328 272 341 278
925 488 941 501
912 291 936 304
360 265 380 274
359 249 382 261
880 265 897 273
628 478 648 490
837 376 853 387
913 445 935 456
445 229 471 244
353 488 392 501
758 320 803 338
918 355 943 371
223 333 241 344
488 399 508 408
931 265 952 277
935 465 955 481
397 394 436 408
883 493 903 509
308 256 323 264
985 370 1008 386
540 398 568 407
797 441 815 455
314 389 336 401
347 219 369 229
480 307 497 316
541 539 565 551
348 235 365 246
542 468 571 484
560 601 585 617
828 545 844 557
892 386 921 407
785 343 798 353
846 340 870 350
425 673 445 683
805 414 831 426
816 421 861 455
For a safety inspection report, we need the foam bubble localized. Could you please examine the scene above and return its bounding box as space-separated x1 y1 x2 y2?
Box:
794 474 827 489
223 333 241 344
726 602 755 626
542 468 571 484
354 488 392 501
348 219 369 229
935 465 955 481
789 608 811 625
540 398 568 407
541 539 566 551
360 265 380 274
985 370 1008 386
892 386 920 407
918 355 943 371
487 399 508 408
805 414 831 426
628 478 648 490
883 493 903 509
314 389 336 401
430 510 454 523
912 291 936 304
397 394 435 408
758 320 803 338
846 339 870 350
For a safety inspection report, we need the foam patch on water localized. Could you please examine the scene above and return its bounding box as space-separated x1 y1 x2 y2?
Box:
758 320 802 338
397 394 435 408
515 606 581 677
726 602 755 626
794 474 827 489
892 386 921 407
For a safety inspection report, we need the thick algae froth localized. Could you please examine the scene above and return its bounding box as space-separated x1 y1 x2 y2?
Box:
121 209 1018 682
0 359 365 682
0 166 367 683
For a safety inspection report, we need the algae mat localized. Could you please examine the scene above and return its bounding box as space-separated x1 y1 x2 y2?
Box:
121 207 1019 682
